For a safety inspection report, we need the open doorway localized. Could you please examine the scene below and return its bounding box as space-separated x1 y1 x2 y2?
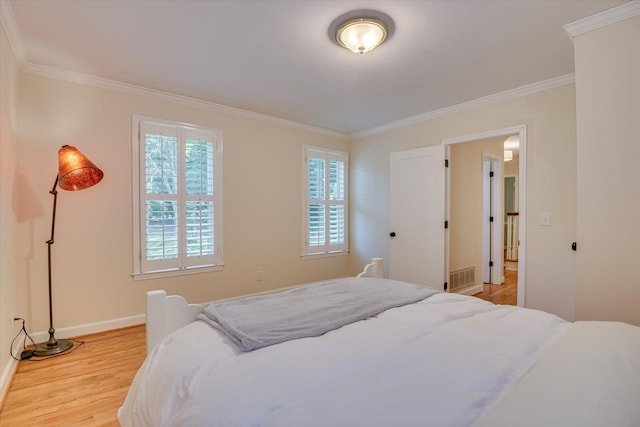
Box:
443 126 525 307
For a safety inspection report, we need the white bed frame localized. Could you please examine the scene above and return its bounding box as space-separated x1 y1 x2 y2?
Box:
146 258 384 355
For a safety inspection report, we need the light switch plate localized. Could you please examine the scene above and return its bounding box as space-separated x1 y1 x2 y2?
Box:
540 212 551 226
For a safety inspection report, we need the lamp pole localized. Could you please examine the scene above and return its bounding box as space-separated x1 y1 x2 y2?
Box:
34 176 73 356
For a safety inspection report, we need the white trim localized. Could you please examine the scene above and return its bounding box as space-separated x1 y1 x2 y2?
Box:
131 116 142 275
20 59 573 142
442 125 527 146
444 145 451 291
482 152 504 285
302 145 349 257
564 1 640 38
517 128 527 308
29 313 145 344
132 264 224 281
353 75 573 139
14 52 577 143
0 355 18 408
442 125 527 307
132 115 224 275
301 251 349 260
454 284 484 297
0 0 25 67
23 63 349 141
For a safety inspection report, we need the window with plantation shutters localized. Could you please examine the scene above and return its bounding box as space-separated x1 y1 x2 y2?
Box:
303 146 348 256
133 116 223 277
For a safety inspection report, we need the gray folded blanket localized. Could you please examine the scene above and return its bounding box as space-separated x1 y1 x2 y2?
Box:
198 277 439 351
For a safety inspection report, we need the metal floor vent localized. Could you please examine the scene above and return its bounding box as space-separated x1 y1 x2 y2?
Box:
449 266 475 290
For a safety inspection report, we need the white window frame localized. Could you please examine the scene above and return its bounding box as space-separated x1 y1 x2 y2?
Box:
132 115 223 279
302 145 349 257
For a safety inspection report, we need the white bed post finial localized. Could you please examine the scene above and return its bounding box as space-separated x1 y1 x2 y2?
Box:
357 258 385 278
372 257 383 277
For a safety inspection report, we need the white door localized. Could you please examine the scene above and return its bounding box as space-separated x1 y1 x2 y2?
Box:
389 146 446 290
481 154 504 285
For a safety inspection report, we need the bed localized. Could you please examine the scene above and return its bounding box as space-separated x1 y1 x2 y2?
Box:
118 258 640 426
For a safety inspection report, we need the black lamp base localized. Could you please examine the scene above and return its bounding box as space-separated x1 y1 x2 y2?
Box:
33 338 73 357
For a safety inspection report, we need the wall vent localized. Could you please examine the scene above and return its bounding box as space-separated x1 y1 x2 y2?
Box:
449 266 475 290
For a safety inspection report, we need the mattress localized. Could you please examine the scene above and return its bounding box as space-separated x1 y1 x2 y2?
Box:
117 290 640 426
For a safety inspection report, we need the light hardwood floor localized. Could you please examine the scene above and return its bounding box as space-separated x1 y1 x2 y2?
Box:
0 325 146 426
0 274 517 426
473 268 518 305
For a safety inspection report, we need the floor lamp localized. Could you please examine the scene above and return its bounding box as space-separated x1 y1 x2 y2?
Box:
33 145 104 357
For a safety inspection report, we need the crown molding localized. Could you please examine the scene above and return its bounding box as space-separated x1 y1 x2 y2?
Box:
0 0 25 67
22 63 350 141
352 74 575 139
564 0 640 38
22 61 575 143
19 61 576 142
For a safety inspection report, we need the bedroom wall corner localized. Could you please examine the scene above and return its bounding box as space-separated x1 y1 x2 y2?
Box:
0 22 25 404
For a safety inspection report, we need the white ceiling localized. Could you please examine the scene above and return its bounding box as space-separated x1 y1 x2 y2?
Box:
5 0 627 135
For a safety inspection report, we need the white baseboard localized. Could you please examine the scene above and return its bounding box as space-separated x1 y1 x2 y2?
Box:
453 284 484 296
0 353 18 408
29 313 145 344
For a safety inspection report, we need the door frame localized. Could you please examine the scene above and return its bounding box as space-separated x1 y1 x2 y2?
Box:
443 125 526 307
482 152 504 285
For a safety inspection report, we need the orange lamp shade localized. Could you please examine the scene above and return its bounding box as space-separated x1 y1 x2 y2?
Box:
57 145 104 191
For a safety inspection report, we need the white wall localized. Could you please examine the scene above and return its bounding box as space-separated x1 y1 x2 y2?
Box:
574 15 640 325
14 71 351 336
350 84 578 321
0 23 24 400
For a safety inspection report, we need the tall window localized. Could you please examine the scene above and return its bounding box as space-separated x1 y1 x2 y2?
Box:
133 116 223 277
302 146 348 256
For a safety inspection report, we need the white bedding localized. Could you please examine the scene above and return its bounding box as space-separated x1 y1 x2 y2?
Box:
476 321 640 426
119 292 585 427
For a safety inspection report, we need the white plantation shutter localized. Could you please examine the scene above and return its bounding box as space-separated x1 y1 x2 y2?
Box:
140 122 180 272
135 117 222 275
182 128 219 268
303 146 348 255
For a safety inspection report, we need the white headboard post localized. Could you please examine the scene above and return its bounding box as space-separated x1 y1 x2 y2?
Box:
146 290 204 356
357 257 384 278
146 290 168 356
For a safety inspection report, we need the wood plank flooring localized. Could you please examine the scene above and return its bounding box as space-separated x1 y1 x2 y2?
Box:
0 325 146 426
473 268 518 305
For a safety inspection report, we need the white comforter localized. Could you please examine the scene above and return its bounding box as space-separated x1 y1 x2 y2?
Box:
118 293 640 426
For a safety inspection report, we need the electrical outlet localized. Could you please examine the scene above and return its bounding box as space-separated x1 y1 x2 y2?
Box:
256 270 263 281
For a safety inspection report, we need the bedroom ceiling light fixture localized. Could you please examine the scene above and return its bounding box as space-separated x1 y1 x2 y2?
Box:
330 10 394 54
33 145 104 357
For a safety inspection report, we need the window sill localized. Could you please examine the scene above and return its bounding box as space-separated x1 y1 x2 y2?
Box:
302 251 349 260
132 264 224 281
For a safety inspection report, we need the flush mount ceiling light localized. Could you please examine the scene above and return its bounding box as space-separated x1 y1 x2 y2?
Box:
337 18 387 54
329 10 394 54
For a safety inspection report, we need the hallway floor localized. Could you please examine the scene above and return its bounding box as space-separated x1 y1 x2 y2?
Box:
473 268 517 305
